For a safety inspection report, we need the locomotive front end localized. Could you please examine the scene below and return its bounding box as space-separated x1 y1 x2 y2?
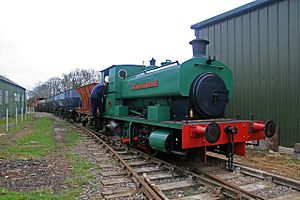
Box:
177 38 233 120
101 38 275 165
119 38 233 121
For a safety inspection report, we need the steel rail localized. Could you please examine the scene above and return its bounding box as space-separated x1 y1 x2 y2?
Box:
75 124 163 200
77 125 261 200
192 168 265 200
206 155 300 191
126 147 262 200
72 122 284 200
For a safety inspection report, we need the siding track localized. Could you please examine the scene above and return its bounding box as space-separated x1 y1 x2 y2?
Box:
194 156 300 200
73 124 299 200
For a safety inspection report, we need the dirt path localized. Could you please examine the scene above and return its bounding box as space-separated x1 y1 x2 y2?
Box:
0 122 33 152
45 115 70 194
0 113 69 193
235 149 300 181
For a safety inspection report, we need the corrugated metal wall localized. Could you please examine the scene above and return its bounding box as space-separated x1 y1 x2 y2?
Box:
0 80 26 118
194 0 300 147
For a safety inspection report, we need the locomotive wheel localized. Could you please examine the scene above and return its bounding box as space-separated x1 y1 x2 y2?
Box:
149 149 159 157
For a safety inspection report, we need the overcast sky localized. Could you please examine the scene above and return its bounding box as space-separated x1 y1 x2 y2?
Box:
0 0 253 90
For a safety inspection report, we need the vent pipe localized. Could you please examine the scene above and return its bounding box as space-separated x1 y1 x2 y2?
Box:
189 38 209 58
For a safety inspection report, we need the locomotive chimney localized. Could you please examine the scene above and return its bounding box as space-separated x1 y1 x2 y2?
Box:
189 38 209 58
149 58 156 66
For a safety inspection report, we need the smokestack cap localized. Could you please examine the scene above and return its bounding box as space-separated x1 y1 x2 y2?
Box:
189 38 209 58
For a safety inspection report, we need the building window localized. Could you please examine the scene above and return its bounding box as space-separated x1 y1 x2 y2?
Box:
14 93 20 102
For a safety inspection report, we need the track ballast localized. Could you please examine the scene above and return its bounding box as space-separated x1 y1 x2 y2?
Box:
71 122 299 200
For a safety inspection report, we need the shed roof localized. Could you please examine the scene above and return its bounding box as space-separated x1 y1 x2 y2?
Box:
0 75 26 90
191 0 283 30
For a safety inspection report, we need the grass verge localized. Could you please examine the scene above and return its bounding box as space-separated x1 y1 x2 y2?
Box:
0 117 55 159
0 116 101 199
58 120 80 147
0 187 71 200
0 114 34 135
61 120 101 195
65 152 100 189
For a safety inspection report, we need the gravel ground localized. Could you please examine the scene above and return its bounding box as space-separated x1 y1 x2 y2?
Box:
0 113 119 199
226 175 259 186
165 185 211 199
6 112 296 199
0 159 66 192
238 150 300 181
253 185 297 199
72 138 108 199
113 193 148 200
0 114 69 194
78 168 102 200
73 133 144 199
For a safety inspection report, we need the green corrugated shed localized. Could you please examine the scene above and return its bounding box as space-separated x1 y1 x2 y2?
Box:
191 0 300 147
0 75 26 118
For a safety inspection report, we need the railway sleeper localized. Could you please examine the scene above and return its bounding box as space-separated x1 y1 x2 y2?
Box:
157 180 198 191
98 163 114 168
100 170 127 177
217 172 241 180
240 181 273 192
102 189 141 200
74 123 299 200
146 172 179 181
122 155 141 160
134 166 162 174
101 177 132 186
173 192 222 200
127 160 149 167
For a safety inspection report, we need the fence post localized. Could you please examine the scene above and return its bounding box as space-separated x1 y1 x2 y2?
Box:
21 107 24 122
16 107 18 126
6 108 8 132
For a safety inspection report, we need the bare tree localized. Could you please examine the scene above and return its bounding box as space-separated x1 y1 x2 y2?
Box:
33 82 52 97
46 77 62 95
32 68 99 98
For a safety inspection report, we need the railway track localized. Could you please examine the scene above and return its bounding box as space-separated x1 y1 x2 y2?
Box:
73 124 299 200
161 153 300 200
193 158 300 200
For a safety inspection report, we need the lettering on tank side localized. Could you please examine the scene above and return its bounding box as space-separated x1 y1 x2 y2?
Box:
131 80 158 90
